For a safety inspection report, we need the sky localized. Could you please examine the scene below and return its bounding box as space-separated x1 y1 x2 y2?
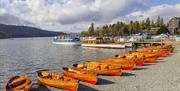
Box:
0 0 180 32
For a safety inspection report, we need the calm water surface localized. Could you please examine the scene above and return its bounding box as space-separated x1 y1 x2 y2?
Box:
0 37 132 89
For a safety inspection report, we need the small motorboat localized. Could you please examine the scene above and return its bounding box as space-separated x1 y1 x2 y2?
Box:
53 35 81 45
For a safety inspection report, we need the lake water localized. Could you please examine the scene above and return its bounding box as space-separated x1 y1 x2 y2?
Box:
0 37 132 89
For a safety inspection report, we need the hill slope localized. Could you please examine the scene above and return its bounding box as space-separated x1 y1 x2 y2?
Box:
0 24 65 38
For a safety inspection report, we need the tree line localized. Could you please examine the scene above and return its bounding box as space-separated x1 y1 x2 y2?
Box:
81 16 169 37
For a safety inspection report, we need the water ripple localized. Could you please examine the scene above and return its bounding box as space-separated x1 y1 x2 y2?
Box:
0 37 131 89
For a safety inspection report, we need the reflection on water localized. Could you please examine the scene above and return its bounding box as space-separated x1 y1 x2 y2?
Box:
0 37 132 89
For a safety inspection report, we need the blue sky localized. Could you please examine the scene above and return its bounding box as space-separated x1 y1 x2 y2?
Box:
0 0 180 32
151 0 180 5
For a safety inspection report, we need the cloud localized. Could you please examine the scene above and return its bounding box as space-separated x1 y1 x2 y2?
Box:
0 13 33 25
126 4 180 22
53 0 146 24
1 0 146 24
0 8 6 14
0 0 179 32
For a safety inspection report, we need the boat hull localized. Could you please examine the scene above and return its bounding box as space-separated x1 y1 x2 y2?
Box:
125 43 133 48
36 71 79 91
63 71 97 85
98 58 135 71
37 77 79 91
82 44 125 49
73 67 122 76
53 41 81 45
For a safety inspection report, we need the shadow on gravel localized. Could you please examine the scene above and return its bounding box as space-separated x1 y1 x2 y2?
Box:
134 68 148 70
78 84 98 91
167 54 174 56
157 58 165 60
31 84 50 91
143 63 155 66
97 78 115 85
156 61 166 63
122 72 135 77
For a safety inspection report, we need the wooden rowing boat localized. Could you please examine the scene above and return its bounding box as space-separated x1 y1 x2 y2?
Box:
5 76 32 91
62 67 98 85
36 70 79 91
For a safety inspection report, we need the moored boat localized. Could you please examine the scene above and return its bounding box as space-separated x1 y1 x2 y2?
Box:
125 42 133 48
53 35 81 45
81 37 125 49
82 43 125 49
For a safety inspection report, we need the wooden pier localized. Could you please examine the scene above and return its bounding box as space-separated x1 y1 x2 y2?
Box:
131 39 166 47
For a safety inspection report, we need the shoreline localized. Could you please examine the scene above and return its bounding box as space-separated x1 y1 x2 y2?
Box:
31 44 180 91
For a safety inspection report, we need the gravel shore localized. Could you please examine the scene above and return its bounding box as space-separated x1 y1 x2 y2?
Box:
32 45 180 91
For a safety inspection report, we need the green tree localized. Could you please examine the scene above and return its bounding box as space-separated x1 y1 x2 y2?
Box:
151 20 155 27
122 26 129 35
160 17 164 26
134 21 140 32
157 25 169 34
88 23 95 36
145 17 151 29
156 16 161 27
128 21 134 34
140 20 146 30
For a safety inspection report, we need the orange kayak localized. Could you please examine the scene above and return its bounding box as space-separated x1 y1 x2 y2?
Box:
143 50 166 59
145 57 157 63
73 61 122 70
118 52 145 66
137 45 173 58
98 58 135 70
72 67 122 76
63 68 98 85
5 76 32 91
36 70 79 91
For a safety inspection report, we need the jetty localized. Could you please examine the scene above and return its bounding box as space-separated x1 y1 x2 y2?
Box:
81 36 178 48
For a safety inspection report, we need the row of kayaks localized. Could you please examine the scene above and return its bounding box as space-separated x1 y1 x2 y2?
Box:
5 44 174 91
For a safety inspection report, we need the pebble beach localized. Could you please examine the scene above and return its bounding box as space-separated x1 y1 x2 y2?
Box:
32 45 180 91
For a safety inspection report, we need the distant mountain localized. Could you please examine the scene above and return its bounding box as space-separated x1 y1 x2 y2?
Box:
0 24 65 38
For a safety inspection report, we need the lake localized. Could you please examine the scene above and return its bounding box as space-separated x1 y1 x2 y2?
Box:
0 37 132 89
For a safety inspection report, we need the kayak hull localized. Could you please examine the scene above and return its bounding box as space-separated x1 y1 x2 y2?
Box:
36 71 79 91
37 77 79 91
63 71 97 85
73 67 122 76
